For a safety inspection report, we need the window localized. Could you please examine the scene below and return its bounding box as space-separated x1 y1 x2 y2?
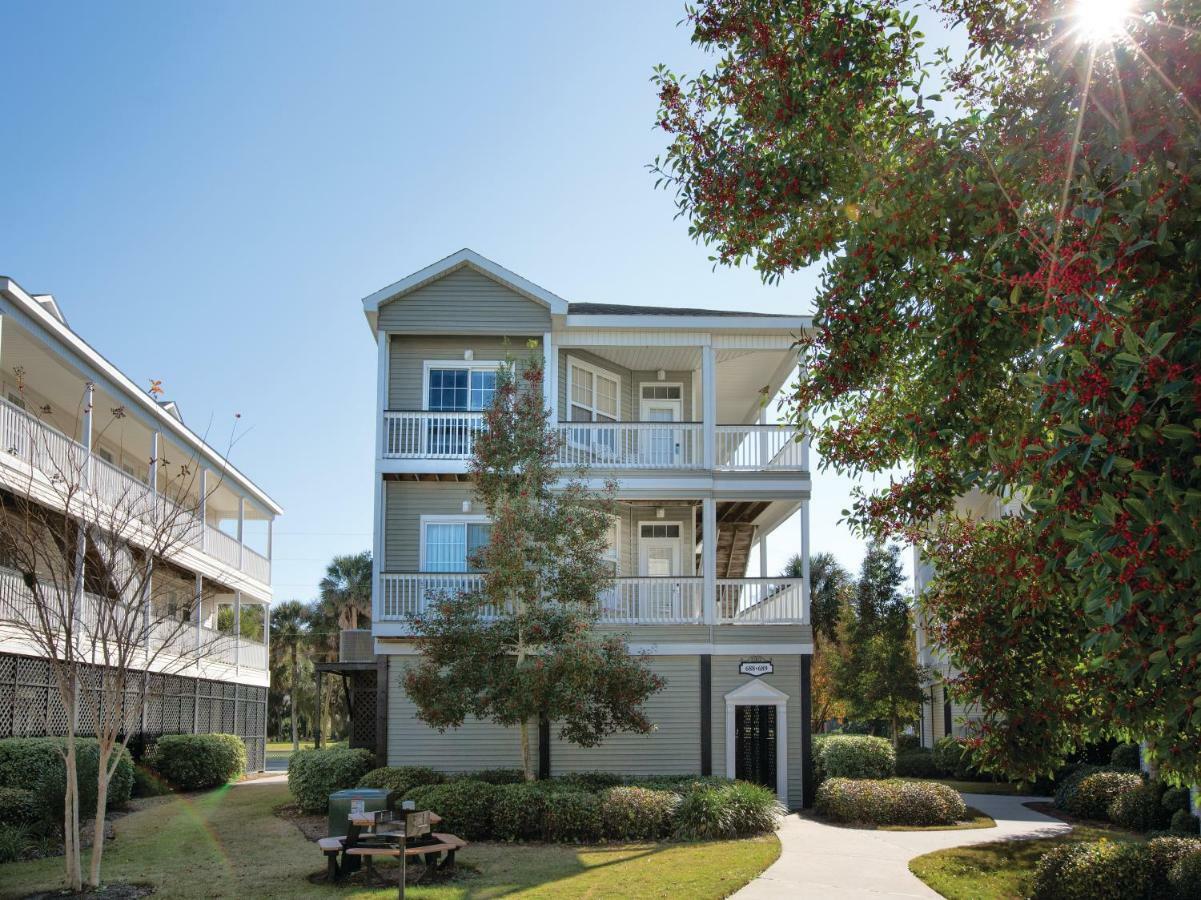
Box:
640 523 681 540
426 366 498 412
95 448 113 464
422 519 492 572
568 358 619 422
602 517 620 575
641 384 682 401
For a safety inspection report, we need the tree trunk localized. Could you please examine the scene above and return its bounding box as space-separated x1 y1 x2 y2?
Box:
88 759 110 887
290 646 299 752
519 718 534 782
63 735 81 893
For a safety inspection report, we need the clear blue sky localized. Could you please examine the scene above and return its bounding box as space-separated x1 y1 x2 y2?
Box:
0 1 938 601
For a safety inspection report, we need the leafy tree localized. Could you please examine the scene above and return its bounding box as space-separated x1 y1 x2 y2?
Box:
786 552 852 730
654 1 1201 780
216 602 264 640
270 600 311 752
318 550 373 631
403 350 665 780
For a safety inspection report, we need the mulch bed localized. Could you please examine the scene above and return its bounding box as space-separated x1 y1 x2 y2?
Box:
23 884 154 900
273 802 328 843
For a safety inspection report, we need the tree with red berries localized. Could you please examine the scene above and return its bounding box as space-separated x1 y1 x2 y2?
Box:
655 0 1201 780
403 349 664 781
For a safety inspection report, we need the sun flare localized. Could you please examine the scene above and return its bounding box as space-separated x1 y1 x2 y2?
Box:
1074 0 1134 43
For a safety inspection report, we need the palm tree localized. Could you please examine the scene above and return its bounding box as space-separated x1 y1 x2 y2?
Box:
784 551 850 644
318 551 373 631
270 600 310 752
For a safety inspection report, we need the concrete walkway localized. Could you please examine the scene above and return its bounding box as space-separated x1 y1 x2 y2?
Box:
734 793 1071 899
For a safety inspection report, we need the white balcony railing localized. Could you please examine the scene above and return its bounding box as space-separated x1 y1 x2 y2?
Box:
377 573 804 626
0 568 268 672
382 410 806 473
716 578 806 623
0 396 269 584
714 425 806 471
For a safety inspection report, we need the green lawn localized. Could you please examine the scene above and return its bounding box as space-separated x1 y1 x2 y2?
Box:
898 778 1026 796
266 740 347 754
0 782 779 899
908 821 1142 899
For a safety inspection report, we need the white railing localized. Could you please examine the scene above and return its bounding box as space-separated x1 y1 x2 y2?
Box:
198 625 239 667
597 577 704 624
554 422 703 469
1 397 269 583
714 425 806 471
716 578 806 624
383 411 486 459
378 573 803 625
239 637 267 670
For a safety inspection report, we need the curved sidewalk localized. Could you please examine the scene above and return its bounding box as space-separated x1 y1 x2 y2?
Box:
734 793 1070 899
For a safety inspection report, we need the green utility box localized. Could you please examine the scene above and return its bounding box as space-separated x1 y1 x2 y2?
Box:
327 788 394 837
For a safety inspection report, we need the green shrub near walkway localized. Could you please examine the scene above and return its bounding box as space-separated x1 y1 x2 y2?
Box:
1031 835 1201 900
1054 766 1142 820
814 734 895 780
146 734 246 791
816 777 966 827
0 736 132 825
286 747 374 814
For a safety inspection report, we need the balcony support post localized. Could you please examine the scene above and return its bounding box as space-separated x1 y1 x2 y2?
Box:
194 572 203 655
234 591 242 675
237 497 245 569
198 467 208 533
376 332 389 460
758 527 768 578
702 345 716 470
801 500 811 623
149 430 159 496
702 497 717 624
759 407 770 468
267 518 273 562
542 332 558 420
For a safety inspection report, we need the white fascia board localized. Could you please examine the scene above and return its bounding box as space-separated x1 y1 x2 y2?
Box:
361 249 569 327
563 314 811 332
0 278 283 515
374 638 814 656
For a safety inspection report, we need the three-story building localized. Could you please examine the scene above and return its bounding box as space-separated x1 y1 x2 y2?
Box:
362 250 814 807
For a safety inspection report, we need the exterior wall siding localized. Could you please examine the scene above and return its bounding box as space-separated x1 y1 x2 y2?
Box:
383 481 476 571
615 504 696 576
550 655 701 776
377 266 551 334
556 350 695 422
387 335 540 410
387 656 524 771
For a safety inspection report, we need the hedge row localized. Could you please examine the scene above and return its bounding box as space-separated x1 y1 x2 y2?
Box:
400 777 783 843
145 734 246 791
1054 766 1144 820
815 778 966 827
288 747 376 813
0 737 134 827
813 735 895 780
1032 836 1201 900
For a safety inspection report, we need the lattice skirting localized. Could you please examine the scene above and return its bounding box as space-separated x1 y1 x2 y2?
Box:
0 653 267 772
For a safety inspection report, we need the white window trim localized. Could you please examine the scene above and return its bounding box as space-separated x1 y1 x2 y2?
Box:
421 360 503 412
639 382 685 422
637 520 685 577
603 514 621 573
724 678 790 802
418 513 491 571
565 354 621 422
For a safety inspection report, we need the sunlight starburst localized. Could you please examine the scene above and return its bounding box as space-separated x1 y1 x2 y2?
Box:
1074 0 1134 44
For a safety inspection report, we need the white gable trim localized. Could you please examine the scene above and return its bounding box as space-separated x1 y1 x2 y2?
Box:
362 249 569 323
725 678 789 801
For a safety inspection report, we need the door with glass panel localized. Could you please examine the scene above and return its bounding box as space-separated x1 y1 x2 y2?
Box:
639 385 683 466
638 523 682 621
421 519 491 613
425 366 497 456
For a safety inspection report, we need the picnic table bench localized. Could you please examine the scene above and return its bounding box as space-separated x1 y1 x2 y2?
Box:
319 809 466 888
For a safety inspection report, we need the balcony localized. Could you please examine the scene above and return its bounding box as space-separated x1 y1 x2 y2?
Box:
0 396 271 585
0 568 268 674
381 411 804 473
376 573 806 626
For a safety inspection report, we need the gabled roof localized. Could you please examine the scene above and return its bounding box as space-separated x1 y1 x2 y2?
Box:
569 302 792 318
362 248 569 332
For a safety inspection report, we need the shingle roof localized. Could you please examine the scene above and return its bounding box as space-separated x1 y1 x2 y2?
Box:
568 302 792 318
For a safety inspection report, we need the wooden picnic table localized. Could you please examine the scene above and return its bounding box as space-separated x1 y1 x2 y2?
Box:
320 809 465 889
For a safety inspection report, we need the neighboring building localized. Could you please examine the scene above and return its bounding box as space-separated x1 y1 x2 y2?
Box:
913 489 1018 748
357 249 814 807
0 276 281 770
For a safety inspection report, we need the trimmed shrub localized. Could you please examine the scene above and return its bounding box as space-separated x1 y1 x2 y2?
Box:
0 787 39 828
555 771 625 792
1170 809 1200 836
287 747 375 814
1163 786 1192 814
1168 848 1201 899
356 766 444 796
131 766 172 798
932 736 978 779
1146 836 1201 898
1055 768 1142 820
0 737 133 823
1107 778 1171 833
543 790 602 843
815 778 966 827
1110 743 1141 771
896 749 941 778
464 768 525 785
896 734 922 751
1031 840 1151 900
673 782 784 840
600 786 678 841
491 783 549 841
815 735 895 780
146 734 246 791
403 780 497 840
631 775 732 795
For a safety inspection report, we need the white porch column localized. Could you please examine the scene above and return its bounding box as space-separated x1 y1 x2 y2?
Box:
371 476 385 623
758 528 768 579
198 468 208 531
237 496 245 568
759 406 770 468
542 331 558 420
234 591 242 674
702 344 716 470
375 332 390 459
267 518 273 562
702 497 717 623
148 431 160 490
194 572 203 652
801 500 811 624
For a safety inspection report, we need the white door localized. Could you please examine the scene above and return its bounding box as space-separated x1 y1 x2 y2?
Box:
639 538 681 620
640 398 682 466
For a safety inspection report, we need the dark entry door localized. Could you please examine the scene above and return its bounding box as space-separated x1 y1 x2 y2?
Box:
734 705 777 789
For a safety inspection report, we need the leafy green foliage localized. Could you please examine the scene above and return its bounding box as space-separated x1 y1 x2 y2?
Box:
672 781 784 840
655 0 1201 783
1168 847 1201 897
286 747 374 814
1110 744 1141 772
815 777 966 826
461 768 526 785
355 766 444 795
599 786 679 841
490 783 550 841
403 780 499 840
403 352 664 779
1170 809 1200 837
1054 768 1142 820
1107 779 1171 833
933 737 980 780
896 749 941 779
815 734 896 780
0 787 39 827
0 824 30 864
1033 840 1151 900
542 790 603 843
0 737 132 824
146 734 246 791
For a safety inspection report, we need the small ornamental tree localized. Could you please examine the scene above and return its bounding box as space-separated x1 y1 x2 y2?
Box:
654 1 1201 781
403 349 665 780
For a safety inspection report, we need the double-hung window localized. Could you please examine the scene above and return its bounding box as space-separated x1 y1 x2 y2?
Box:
424 363 499 455
567 357 620 458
